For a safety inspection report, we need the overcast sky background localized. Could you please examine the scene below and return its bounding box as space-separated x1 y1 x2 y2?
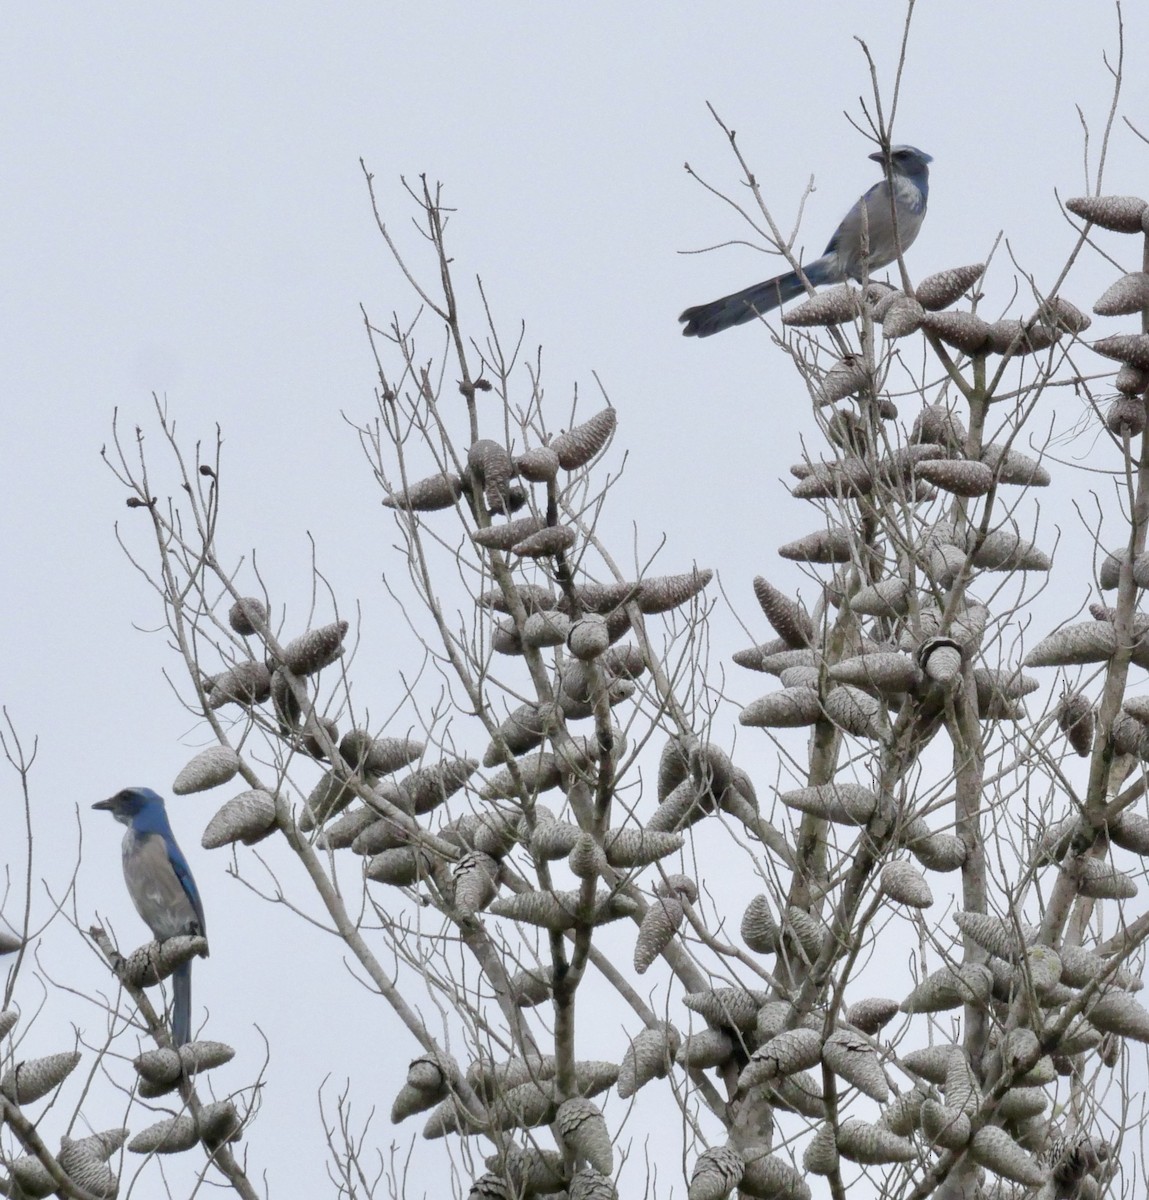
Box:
4 3 1149 1196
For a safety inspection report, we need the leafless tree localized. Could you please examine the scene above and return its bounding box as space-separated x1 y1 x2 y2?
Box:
6 15 1149 1200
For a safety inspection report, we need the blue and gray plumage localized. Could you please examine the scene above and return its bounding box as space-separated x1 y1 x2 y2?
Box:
679 145 932 337
93 787 206 1045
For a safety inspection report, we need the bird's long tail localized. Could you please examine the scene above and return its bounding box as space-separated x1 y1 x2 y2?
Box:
679 259 832 337
171 961 192 1046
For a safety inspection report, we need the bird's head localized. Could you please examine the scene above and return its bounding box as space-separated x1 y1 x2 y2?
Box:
93 786 166 826
869 145 932 176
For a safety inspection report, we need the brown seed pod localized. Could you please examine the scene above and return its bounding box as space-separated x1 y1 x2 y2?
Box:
779 783 878 824
880 860 933 908
917 636 963 684
567 615 610 660
1071 858 1138 900
382 472 464 512
963 528 1050 571
920 1099 971 1150
482 703 551 766
836 1118 916 1164
633 896 684 974
847 997 899 1035
915 264 986 310
782 285 861 326
551 408 617 470
738 1154 811 1200
1066 194 1149 233
228 596 268 635
901 964 992 1013
980 443 1051 486
912 402 968 446
740 1028 823 1090
556 1097 613 1174
682 987 767 1033
739 687 822 729
688 1146 745 1200
529 815 581 861
0 1050 82 1103
969 1126 1047 1186
815 356 870 405
300 773 359 830
472 516 546 550
739 894 780 954
1089 991 1149 1041
270 667 303 729
485 1146 566 1195
903 1044 962 1085
201 789 278 849
1109 809 1149 855
778 527 854 563
568 833 607 880
1039 295 1092 334
1026 621 1118 668
790 459 876 500
513 525 578 557
1057 691 1095 757
487 889 637 931
988 320 1058 356
617 1023 680 1098
522 610 572 648
752 577 813 648
731 638 807 673
1093 333 1149 371
637 569 713 614
516 445 561 483
914 458 994 496
400 756 478 814
676 1029 735 1069
482 752 562 801
452 852 500 915
952 911 1028 961
173 746 241 795
467 439 515 515
920 310 991 355
904 824 968 872
204 660 272 709
880 294 925 337
339 732 424 775
1094 271 1149 316
1115 363 1149 394
281 620 349 675
569 1168 618 1200
830 651 920 695
602 827 683 868
849 577 913 617
803 1122 839 1175
821 1030 889 1102
1106 394 1148 436
120 935 208 987
58 1133 122 1198
821 685 885 739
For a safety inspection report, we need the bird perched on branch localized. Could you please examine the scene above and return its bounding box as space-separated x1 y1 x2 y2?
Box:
93 787 206 1045
679 144 932 337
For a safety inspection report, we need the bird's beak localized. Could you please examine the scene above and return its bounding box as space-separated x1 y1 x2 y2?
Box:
868 150 885 164
92 798 115 811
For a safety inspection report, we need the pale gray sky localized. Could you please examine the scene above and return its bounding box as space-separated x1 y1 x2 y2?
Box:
3 3 1147 1195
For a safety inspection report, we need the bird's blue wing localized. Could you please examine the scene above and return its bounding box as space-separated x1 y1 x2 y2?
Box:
166 840 207 941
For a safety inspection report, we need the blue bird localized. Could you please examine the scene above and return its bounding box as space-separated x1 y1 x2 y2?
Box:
679 145 932 337
93 787 206 1046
